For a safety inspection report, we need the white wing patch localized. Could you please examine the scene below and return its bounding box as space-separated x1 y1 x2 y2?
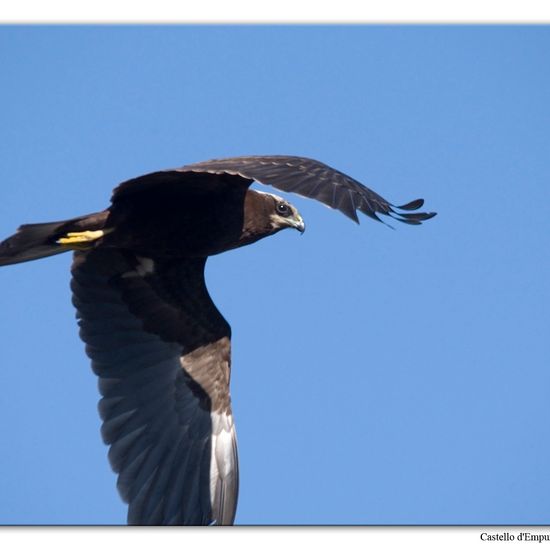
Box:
121 256 155 278
210 411 238 518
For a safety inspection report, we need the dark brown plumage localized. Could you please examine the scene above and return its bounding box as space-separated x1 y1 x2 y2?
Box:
0 155 436 525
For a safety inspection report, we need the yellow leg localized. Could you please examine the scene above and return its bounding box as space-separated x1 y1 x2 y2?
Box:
56 230 108 248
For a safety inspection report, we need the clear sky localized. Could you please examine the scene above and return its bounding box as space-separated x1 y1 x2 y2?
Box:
0 25 548 525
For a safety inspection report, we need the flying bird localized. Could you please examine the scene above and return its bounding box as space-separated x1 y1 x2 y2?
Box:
0 155 436 525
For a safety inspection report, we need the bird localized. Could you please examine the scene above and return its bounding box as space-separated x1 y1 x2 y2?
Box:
0 155 436 525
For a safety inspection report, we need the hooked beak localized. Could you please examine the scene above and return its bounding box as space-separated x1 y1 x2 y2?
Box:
290 214 306 234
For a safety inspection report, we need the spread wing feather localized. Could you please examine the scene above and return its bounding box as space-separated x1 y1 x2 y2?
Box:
177 155 436 226
71 249 238 525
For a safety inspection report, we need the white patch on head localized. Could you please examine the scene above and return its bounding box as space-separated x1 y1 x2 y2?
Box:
269 213 288 227
269 208 300 228
121 256 155 278
254 189 301 230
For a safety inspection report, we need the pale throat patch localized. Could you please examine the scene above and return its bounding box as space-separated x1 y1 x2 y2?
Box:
269 213 291 228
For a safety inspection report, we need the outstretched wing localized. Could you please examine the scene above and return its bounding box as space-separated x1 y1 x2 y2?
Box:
178 155 437 225
71 249 238 525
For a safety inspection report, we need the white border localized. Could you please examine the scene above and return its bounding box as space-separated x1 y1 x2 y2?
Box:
0 6 547 548
1 527 550 550
1 0 550 23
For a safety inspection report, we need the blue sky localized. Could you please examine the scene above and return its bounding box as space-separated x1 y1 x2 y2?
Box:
0 25 548 525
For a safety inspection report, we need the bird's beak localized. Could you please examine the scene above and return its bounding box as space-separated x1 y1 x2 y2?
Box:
291 214 306 234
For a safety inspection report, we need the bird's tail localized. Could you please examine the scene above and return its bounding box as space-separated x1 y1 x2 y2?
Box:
0 212 110 267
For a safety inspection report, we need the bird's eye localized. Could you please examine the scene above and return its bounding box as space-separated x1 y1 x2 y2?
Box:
277 203 291 216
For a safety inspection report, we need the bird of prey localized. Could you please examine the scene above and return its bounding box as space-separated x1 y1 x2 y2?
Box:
0 155 436 525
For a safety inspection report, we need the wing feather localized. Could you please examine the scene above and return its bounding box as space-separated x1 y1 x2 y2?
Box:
71 248 238 525
176 155 436 226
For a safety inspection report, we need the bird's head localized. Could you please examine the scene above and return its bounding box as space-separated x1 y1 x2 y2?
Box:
267 195 305 234
237 189 305 250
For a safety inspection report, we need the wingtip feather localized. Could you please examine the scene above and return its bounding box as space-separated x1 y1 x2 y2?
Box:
396 198 425 211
